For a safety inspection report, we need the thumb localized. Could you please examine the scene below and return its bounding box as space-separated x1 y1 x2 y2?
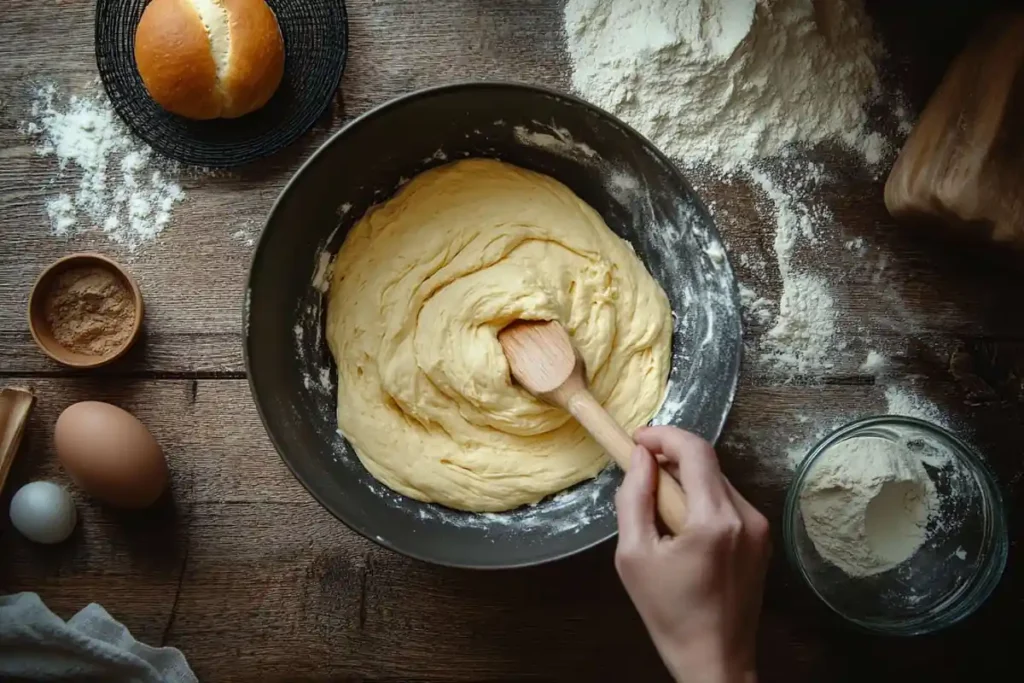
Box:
615 445 658 548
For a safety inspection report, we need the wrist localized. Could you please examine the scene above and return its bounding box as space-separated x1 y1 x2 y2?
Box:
668 663 756 683
661 647 756 683
711 670 756 683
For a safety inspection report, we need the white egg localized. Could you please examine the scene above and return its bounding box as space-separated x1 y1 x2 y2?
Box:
9 481 77 544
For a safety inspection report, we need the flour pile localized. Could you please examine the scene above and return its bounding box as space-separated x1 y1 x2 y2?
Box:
564 0 885 172
22 85 187 251
800 436 936 577
564 0 903 374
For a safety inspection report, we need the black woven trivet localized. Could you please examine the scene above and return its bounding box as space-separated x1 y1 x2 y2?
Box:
95 0 348 168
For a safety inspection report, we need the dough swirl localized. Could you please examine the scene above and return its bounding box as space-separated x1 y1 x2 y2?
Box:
326 159 672 512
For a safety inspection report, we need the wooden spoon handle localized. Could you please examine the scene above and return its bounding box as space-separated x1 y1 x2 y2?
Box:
0 386 35 495
566 390 687 535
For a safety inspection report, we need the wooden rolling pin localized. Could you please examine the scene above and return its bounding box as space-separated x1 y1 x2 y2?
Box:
499 320 687 535
885 13 1024 246
0 386 35 495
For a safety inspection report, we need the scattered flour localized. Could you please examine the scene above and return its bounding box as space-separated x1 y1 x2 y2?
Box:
760 272 836 372
564 0 910 378
232 220 258 247
884 386 950 428
800 435 936 577
22 84 189 251
232 231 255 247
45 194 77 236
512 122 598 160
310 251 334 293
747 162 838 372
561 1 973 522
860 350 887 373
738 283 774 326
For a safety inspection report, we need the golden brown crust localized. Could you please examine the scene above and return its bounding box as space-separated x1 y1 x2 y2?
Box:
219 0 285 118
134 0 223 120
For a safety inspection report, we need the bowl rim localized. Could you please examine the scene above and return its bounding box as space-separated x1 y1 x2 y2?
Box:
783 414 1009 635
243 80 742 568
28 252 145 369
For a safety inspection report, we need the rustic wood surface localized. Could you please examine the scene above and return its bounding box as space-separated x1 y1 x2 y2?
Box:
0 1 1021 681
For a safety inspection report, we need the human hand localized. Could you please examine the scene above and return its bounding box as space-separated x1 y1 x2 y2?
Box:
614 426 770 683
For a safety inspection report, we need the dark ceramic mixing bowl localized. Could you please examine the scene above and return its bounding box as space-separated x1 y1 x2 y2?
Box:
244 82 741 568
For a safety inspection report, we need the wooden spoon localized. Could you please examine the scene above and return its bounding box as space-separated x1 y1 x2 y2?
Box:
499 320 687 535
0 386 36 495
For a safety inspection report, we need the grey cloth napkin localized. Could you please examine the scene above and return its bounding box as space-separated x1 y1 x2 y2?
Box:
0 592 197 683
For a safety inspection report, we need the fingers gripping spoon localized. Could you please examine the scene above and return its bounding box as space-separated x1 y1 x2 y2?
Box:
498 320 687 535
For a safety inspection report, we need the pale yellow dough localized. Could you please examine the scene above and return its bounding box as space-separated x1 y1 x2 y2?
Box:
326 159 672 512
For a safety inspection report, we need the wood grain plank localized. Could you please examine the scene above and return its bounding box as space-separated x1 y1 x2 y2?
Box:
0 374 1020 681
0 499 186 647
2 0 1024 378
1 499 672 682
2 373 1020 523
0 326 973 378
1 378 309 505
169 503 671 682
3 158 1024 340
3 499 1020 682
0 0 574 376
2 1 1024 681
0 331 245 375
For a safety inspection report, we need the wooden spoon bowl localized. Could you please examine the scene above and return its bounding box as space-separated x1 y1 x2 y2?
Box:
499 320 689 534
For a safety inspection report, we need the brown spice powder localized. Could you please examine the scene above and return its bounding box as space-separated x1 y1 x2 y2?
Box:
44 266 135 356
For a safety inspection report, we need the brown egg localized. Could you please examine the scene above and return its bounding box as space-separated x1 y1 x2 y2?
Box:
54 401 168 508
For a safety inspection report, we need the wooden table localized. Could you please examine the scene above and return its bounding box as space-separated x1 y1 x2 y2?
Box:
1 1 1020 681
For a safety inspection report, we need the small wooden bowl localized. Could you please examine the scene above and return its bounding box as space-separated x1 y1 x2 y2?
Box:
28 253 144 369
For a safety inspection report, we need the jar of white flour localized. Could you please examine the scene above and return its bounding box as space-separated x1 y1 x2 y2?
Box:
783 416 1007 635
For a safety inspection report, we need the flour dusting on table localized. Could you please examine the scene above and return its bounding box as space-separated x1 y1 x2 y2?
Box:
21 84 196 251
563 0 910 381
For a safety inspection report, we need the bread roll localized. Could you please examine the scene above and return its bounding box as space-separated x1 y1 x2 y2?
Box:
135 0 285 120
